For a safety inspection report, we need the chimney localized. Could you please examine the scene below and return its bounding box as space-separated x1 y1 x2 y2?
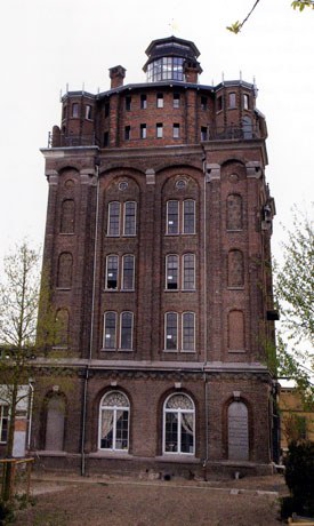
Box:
109 65 126 89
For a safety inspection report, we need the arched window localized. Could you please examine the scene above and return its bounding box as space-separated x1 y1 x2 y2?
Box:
57 252 73 288
55 308 69 347
226 194 243 231
163 393 195 454
45 394 66 451
99 391 130 451
227 249 244 288
228 310 245 351
60 199 75 233
228 401 249 460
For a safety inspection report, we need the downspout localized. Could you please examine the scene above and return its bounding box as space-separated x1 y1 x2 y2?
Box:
27 381 34 451
202 148 210 470
81 162 100 476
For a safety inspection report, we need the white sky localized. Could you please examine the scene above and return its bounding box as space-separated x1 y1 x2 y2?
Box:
0 0 313 264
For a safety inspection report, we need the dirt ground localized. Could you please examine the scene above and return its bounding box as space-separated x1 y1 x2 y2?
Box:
13 472 288 526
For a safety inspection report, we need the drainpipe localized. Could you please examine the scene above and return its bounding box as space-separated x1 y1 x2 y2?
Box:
81 162 100 476
27 380 34 451
202 148 210 470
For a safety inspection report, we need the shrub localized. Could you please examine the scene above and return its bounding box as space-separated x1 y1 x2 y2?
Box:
281 441 314 518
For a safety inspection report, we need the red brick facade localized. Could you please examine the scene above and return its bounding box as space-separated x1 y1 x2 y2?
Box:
32 36 278 478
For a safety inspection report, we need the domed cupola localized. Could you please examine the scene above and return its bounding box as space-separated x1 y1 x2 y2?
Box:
143 35 202 83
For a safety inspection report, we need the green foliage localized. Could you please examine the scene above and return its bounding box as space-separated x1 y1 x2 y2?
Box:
292 0 314 11
0 499 15 525
281 441 314 517
228 0 313 33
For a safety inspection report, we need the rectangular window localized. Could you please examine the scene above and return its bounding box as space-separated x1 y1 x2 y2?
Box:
243 94 250 110
125 96 131 111
123 201 137 236
183 254 195 290
106 255 119 289
229 92 236 109
103 132 109 147
122 255 135 290
0 406 9 443
125 126 131 141
182 312 195 351
140 94 147 109
173 123 180 138
120 312 133 349
157 94 164 108
167 200 179 234
183 200 195 234
104 102 110 117
165 312 178 350
201 126 208 141
103 312 117 349
156 123 163 138
166 255 178 290
201 96 207 110
140 124 147 139
85 105 92 120
173 93 180 108
217 96 223 112
72 103 79 118
107 201 121 236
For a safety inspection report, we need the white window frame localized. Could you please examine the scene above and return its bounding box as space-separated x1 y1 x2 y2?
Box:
165 254 195 291
163 393 195 455
182 312 195 351
105 255 119 290
98 391 130 452
166 200 195 235
103 311 117 350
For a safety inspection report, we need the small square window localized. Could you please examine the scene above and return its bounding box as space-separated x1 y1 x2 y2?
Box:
173 123 180 138
201 126 208 141
140 124 147 139
201 96 207 110
126 96 131 111
229 93 236 109
173 93 180 108
217 96 223 112
85 105 92 120
243 94 250 110
157 94 164 108
125 126 131 140
72 103 79 118
141 94 147 109
156 123 163 138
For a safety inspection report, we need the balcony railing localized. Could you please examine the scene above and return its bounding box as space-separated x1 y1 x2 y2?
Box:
47 125 264 148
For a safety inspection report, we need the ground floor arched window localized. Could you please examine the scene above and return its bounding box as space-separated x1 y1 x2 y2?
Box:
99 391 130 452
163 393 195 454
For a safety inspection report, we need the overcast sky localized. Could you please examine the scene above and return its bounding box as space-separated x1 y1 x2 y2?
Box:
0 0 313 266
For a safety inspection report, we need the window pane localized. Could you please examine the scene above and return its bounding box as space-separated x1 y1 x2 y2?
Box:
122 255 135 290
183 254 195 290
120 311 133 349
182 312 195 351
0 406 9 443
106 255 118 289
173 124 180 138
156 123 163 138
100 409 114 449
165 413 178 452
183 200 195 234
166 255 178 289
124 201 136 236
115 410 129 450
108 202 120 236
167 200 178 234
180 413 194 453
104 312 116 349
166 312 178 350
